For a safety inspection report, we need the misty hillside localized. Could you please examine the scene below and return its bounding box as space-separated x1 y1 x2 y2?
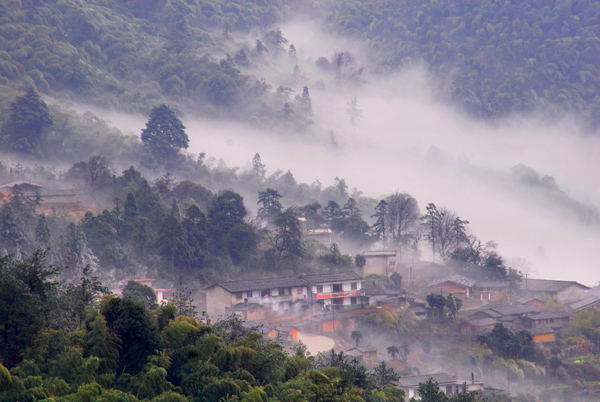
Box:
1 0 600 129
320 0 600 127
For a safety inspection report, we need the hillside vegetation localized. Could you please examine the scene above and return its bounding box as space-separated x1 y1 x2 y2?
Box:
322 0 600 127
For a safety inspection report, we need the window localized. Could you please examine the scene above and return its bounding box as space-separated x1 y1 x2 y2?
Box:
261 289 270 297
236 292 243 300
351 282 357 290
316 285 323 293
332 298 343 305
279 287 286 295
247 291 253 298
332 283 342 292
351 297 357 305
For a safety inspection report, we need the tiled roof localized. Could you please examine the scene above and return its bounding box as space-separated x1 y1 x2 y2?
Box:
362 250 398 257
525 311 572 320
569 295 600 311
399 373 456 387
216 276 308 293
520 278 590 293
301 271 363 284
527 327 555 335
476 281 510 288
428 274 477 288
489 304 545 316
468 318 498 327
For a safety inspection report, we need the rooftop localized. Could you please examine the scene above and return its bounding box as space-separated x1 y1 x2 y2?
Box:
488 304 545 316
428 274 478 289
468 318 499 327
399 373 456 387
362 250 398 257
569 294 600 311
215 276 308 293
520 278 590 293
476 281 510 288
301 271 363 284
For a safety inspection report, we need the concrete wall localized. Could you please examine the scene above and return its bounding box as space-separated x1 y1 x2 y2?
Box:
557 285 588 303
362 256 387 276
204 286 234 317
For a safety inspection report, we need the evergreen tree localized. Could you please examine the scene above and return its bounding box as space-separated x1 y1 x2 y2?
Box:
294 86 313 115
268 207 305 271
35 213 51 247
122 280 157 309
257 188 283 225
58 223 99 281
421 203 441 262
371 200 388 246
0 204 28 254
141 104 189 159
1 88 53 154
252 153 266 180
84 313 121 374
156 214 191 274
346 96 362 130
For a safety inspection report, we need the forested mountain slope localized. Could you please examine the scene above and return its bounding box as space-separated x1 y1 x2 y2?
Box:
321 0 600 127
0 0 295 120
2 1 600 129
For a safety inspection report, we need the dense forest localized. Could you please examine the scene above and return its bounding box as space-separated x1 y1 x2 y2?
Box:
1 0 600 131
320 0 600 127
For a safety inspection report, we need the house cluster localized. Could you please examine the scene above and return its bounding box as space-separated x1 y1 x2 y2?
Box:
425 273 595 342
0 180 82 204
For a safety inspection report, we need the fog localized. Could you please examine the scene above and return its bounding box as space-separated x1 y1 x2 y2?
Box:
82 20 600 286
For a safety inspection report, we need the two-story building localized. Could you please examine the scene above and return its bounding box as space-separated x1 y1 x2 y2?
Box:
202 276 309 317
359 250 398 276
301 272 364 310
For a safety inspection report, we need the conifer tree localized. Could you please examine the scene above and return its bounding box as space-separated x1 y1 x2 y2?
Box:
141 104 189 159
1 88 53 154
84 313 120 374
35 213 51 247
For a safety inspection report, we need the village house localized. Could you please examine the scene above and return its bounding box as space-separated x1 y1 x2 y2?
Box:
426 274 510 302
398 373 484 400
426 275 478 299
304 228 333 245
0 180 82 204
466 304 572 342
397 260 449 291
301 271 364 310
202 276 309 317
359 250 398 276
345 345 378 363
569 294 600 312
516 278 590 303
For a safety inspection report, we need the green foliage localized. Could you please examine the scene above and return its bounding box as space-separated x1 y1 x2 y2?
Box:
122 280 157 309
478 323 537 361
326 0 600 128
141 104 189 160
101 297 159 375
0 249 61 368
0 88 52 154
